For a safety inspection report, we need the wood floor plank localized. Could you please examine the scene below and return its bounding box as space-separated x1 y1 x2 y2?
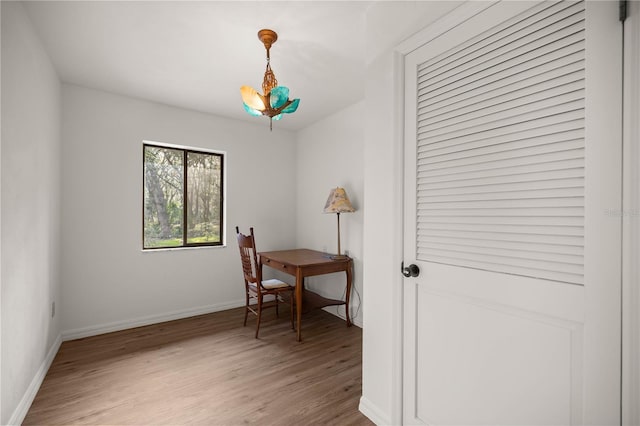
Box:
24 307 373 425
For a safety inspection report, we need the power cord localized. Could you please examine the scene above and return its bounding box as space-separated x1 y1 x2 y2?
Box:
340 278 361 325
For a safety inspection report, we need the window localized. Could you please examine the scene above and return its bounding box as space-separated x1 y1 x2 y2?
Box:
143 143 224 249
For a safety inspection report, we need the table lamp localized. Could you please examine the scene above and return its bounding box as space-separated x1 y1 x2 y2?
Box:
323 187 355 260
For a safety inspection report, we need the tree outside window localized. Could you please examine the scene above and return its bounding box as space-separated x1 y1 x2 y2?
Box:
143 143 224 249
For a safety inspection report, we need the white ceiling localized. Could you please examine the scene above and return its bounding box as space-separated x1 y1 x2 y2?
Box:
23 1 372 131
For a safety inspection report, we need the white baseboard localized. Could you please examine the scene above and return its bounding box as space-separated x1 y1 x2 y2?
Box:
62 299 245 341
8 334 62 426
359 395 393 425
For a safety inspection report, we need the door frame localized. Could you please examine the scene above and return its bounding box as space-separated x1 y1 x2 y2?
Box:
622 1 640 424
390 1 638 424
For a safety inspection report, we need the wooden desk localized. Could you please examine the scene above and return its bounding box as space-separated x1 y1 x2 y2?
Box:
258 249 353 341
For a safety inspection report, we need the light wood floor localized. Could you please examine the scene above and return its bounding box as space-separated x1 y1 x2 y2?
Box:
24 307 373 425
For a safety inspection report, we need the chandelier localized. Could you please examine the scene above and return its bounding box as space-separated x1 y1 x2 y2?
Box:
240 29 300 130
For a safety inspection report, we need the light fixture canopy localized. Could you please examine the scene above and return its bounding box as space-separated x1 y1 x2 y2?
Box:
240 29 300 130
324 187 355 260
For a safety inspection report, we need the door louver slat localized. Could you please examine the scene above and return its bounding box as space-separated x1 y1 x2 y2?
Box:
415 0 585 285
416 1 582 79
418 50 584 111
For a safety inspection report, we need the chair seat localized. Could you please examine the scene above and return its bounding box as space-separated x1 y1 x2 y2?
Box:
250 278 291 290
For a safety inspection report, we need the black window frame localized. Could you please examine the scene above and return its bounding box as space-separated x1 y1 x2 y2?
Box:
142 142 225 250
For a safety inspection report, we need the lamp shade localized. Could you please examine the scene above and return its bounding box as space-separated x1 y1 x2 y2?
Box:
323 187 355 213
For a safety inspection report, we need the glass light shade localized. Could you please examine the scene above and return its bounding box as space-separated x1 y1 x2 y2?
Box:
240 86 265 111
243 102 262 116
282 98 300 114
270 86 289 108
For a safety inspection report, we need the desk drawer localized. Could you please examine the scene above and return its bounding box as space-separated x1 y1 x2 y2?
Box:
261 258 293 274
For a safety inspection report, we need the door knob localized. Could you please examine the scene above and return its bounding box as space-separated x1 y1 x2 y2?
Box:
402 262 420 277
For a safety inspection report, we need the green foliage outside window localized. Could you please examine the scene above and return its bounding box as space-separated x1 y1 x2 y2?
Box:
143 144 223 249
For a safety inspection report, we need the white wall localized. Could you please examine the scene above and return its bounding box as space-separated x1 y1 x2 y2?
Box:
360 50 403 426
359 2 462 425
61 84 297 337
295 101 364 327
1 2 62 424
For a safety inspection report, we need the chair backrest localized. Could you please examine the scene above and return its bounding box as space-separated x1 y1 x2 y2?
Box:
236 226 261 286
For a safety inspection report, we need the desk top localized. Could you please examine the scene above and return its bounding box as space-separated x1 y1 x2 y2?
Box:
258 248 350 267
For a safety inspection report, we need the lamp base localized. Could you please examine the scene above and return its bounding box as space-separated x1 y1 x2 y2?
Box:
330 254 350 261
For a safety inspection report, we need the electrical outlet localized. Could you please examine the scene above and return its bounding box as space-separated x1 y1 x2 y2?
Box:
51 301 55 318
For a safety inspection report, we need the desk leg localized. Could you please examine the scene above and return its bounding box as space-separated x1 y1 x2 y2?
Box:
345 259 353 327
296 268 303 341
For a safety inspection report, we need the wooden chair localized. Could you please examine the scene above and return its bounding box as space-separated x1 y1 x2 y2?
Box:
236 226 294 338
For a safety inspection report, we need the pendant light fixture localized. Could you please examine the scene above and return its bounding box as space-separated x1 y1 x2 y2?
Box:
240 29 300 131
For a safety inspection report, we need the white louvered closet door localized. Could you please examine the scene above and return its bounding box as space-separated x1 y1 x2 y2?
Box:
402 1 622 425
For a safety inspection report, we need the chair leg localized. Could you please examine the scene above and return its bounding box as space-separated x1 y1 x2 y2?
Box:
243 292 249 326
255 295 262 339
275 294 280 318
